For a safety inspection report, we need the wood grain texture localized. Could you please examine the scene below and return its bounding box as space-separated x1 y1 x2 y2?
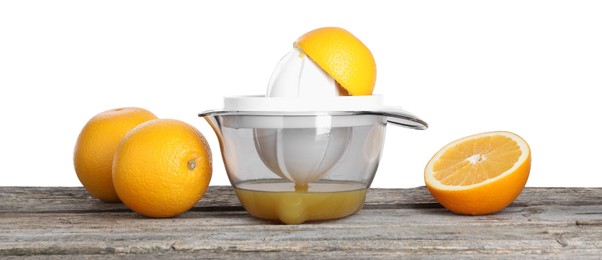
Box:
1 186 601 258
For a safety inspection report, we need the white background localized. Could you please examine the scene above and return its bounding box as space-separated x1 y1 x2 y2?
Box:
1 0 601 188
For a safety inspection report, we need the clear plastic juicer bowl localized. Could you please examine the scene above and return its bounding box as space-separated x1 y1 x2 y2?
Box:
200 95 427 224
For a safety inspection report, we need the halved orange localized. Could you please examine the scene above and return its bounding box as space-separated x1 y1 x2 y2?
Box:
294 27 376 96
424 131 531 215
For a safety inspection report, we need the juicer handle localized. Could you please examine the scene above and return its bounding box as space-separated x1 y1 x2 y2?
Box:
362 107 428 130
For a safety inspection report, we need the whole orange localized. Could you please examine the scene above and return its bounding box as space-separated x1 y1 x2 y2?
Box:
112 119 212 218
74 107 157 202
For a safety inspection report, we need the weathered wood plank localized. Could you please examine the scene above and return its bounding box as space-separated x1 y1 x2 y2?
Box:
1 186 601 258
3 186 602 213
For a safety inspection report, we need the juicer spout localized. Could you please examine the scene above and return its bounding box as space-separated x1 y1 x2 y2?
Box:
198 110 224 139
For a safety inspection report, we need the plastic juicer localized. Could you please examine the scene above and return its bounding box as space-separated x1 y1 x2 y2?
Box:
199 49 428 224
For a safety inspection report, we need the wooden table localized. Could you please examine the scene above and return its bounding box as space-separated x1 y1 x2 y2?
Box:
1 186 601 258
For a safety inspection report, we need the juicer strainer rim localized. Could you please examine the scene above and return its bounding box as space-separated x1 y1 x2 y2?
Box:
221 95 384 112
198 110 428 130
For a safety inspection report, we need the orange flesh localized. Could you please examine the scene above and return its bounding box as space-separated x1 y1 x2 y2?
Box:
432 136 522 186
